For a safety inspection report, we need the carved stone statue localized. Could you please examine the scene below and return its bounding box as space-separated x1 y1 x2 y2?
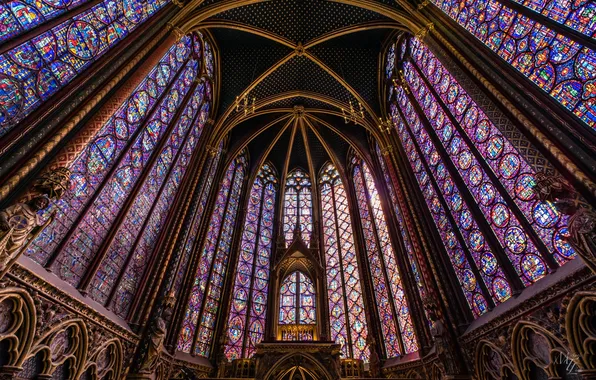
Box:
140 296 174 373
427 310 458 375
33 167 71 200
0 167 70 277
567 207 596 271
532 173 596 273
0 196 49 271
216 328 230 378
366 336 380 377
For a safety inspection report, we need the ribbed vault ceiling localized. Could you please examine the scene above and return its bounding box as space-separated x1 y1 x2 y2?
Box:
178 0 421 179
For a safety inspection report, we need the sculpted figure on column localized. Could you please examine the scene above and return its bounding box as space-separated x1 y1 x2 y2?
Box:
0 167 70 274
533 173 596 273
0 196 49 271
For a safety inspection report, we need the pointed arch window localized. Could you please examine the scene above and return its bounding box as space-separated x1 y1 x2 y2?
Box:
279 271 316 326
172 141 224 298
428 0 595 130
283 169 313 247
25 33 214 317
0 0 172 133
319 162 369 361
385 35 575 317
373 145 428 312
352 158 418 357
177 151 247 357
225 163 278 360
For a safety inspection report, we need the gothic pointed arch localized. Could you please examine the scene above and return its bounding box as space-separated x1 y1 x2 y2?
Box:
385 32 582 319
21 31 215 320
177 149 248 357
225 161 278 360
319 161 370 361
282 168 313 248
350 154 419 358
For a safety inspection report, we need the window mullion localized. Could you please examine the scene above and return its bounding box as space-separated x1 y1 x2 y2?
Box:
242 182 267 357
330 184 354 358
191 163 238 354
44 55 192 270
392 97 496 309
104 87 203 311
359 166 406 356
409 56 560 273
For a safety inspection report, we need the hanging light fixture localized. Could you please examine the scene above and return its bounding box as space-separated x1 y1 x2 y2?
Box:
341 99 365 125
235 93 256 116
236 53 259 116
378 116 393 133
392 69 410 94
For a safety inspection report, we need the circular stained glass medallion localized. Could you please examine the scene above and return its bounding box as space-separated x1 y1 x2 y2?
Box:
553 227 575 259
468 165 483 187
521 254 547 282
127 91 149 124
453 249 466 268
469 229 485 252
515 173 536 201
533 201 559 228
463 106 479 129
491 203 510 228
492 277 511 302
499 153 521 179
67 21 100 60
156 64 171 87
479 183 496 206
505 227 527 254
474 119 491 142
458 150 473 170
474 293 488 315
486 135 505 159
463 269 477 291
460 209 473 230
450 193 463 212
481 252 498 275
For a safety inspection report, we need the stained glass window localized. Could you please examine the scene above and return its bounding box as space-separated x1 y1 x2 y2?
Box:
429 0 596 130
320 162 369 361
352 158 418 357
173 142 224 298
283 169 312 247
385 35 576 317
279 271 316 325
374 144 428 308
25 33 214 317
408 38 574 267
91 84 211 316
177 151 247 357
225 163 277 360
0 0 170 133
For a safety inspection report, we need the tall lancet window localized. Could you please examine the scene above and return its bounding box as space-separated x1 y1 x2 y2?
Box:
283 169 313 247
320 163 369 361
225 163 277 360
279 271 316 326
374 144 428 313
25 33 214 317
429 0 595 130
177 151 247 357
386 35 575 318
0 0 171 133
352 158 418 357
